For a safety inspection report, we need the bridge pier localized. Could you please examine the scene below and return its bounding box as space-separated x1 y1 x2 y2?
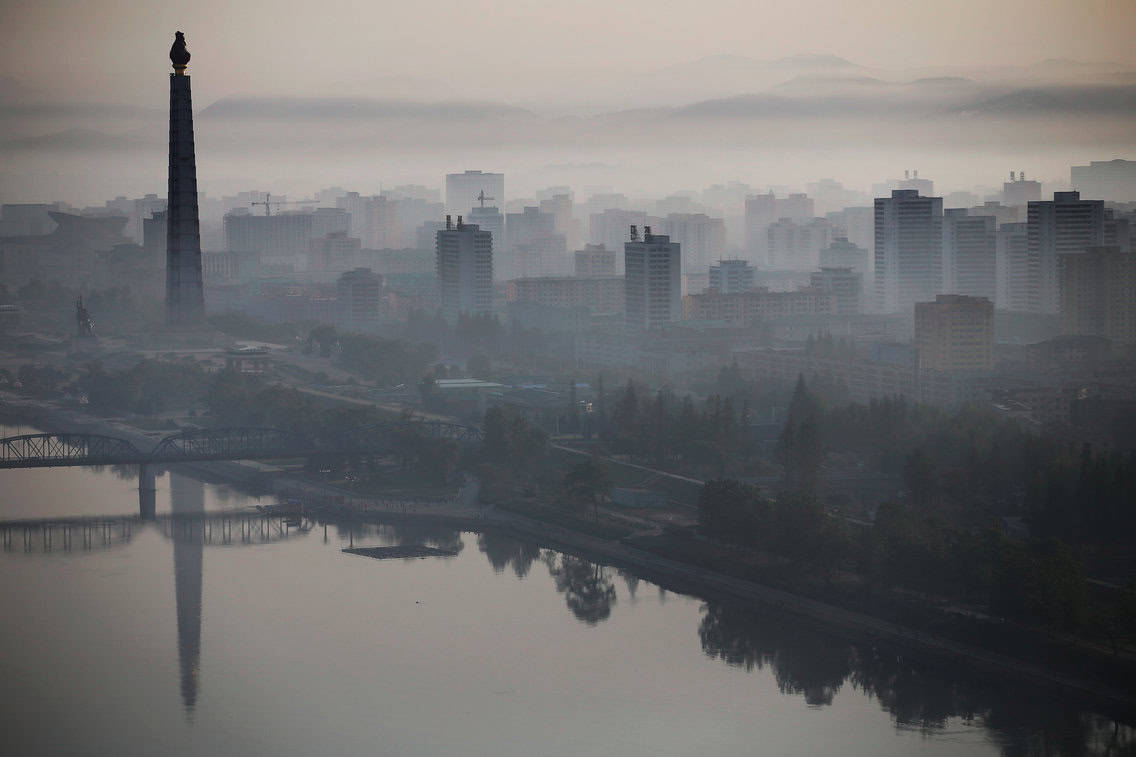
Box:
139 464 157 520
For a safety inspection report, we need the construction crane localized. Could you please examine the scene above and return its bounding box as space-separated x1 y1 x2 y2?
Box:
475 190 495 208
249 193 315 217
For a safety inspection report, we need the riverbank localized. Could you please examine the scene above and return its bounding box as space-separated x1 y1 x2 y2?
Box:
3 395 1134 720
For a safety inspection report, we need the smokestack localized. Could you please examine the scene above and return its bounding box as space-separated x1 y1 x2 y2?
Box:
457 215 463 229
445 214 452 230
644 225 652 242
629 225 638 241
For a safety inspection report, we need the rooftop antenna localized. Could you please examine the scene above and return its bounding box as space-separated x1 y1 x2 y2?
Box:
476 190 495 208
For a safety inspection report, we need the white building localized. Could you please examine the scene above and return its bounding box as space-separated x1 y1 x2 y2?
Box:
445 171 504 216
662 212 726 276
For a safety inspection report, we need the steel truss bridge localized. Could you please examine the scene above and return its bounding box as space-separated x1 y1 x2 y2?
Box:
0 421 483 470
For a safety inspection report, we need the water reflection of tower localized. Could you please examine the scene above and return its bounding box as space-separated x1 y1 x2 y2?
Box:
170 472 204 712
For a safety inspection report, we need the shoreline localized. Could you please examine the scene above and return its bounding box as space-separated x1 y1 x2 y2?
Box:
2 396 1134 720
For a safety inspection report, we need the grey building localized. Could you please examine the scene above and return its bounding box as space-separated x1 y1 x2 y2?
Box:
624 228 681 330
943 209 997 302
874 189 943 313
1027 191 1105 314
436 217 493 323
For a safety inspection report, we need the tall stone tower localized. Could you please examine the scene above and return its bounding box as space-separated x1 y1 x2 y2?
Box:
166 31 205 326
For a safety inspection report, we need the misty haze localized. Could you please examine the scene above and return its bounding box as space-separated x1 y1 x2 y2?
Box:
2 1 1136 755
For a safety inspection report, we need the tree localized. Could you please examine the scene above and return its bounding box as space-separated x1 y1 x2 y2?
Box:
467 351 491 378
778 375 823 495
564 457 612 521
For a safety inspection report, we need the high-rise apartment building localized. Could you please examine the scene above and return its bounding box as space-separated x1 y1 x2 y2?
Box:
337 267 383 331
224 210 349 270
574 244 616 278
1002 171 1042 207
624 228 681 330
819 237 870 278
538 193 581 250
309 232 362 282
505 206 566 278
1059 245 1136 344
445 171 504 215
943 209 997 302
436 217 493 323
468 204 505 262
767 217 834 270
810 267 862 315
875 189 944 313
709 259 755 293
995 222 1033 312
914 294 994 374
589 208 651 270
1071 159 1136 203
662 213 727 276
1027 191 1105 313
744 192 816 264
336 192 400 249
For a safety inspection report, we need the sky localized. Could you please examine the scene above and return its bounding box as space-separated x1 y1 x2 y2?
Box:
2 0 1135 106
1 0 1134 204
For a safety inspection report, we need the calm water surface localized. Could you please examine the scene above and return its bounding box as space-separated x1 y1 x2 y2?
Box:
0 425 1132 756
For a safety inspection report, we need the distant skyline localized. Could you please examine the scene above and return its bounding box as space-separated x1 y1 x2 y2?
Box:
2 0 1136 107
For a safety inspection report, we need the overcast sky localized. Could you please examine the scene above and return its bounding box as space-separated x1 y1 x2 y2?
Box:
3 0 1135 106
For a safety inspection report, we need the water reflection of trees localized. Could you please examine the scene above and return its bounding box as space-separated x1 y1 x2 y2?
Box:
469 534 1133 755
542 553 617 625
698 600 1136 756
477 531 540 578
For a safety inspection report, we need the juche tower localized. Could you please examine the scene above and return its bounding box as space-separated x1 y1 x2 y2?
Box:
165 31 205 326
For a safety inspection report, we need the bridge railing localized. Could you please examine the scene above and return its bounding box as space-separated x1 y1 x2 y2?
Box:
0 420 483 468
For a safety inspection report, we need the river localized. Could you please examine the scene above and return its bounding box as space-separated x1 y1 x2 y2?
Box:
0 424 1132 756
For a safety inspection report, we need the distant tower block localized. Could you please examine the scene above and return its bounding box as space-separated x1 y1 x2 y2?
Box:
166 31 205 326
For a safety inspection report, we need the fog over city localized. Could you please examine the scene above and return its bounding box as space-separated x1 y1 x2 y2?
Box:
3 2 1136 756
3 0 1136 202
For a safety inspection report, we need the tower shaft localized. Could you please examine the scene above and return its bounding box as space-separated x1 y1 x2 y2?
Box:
166 72 204 326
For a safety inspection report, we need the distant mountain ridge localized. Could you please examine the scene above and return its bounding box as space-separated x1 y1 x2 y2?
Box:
200 96 532 120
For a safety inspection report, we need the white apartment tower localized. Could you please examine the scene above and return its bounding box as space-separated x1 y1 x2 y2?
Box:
445 171 505 216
